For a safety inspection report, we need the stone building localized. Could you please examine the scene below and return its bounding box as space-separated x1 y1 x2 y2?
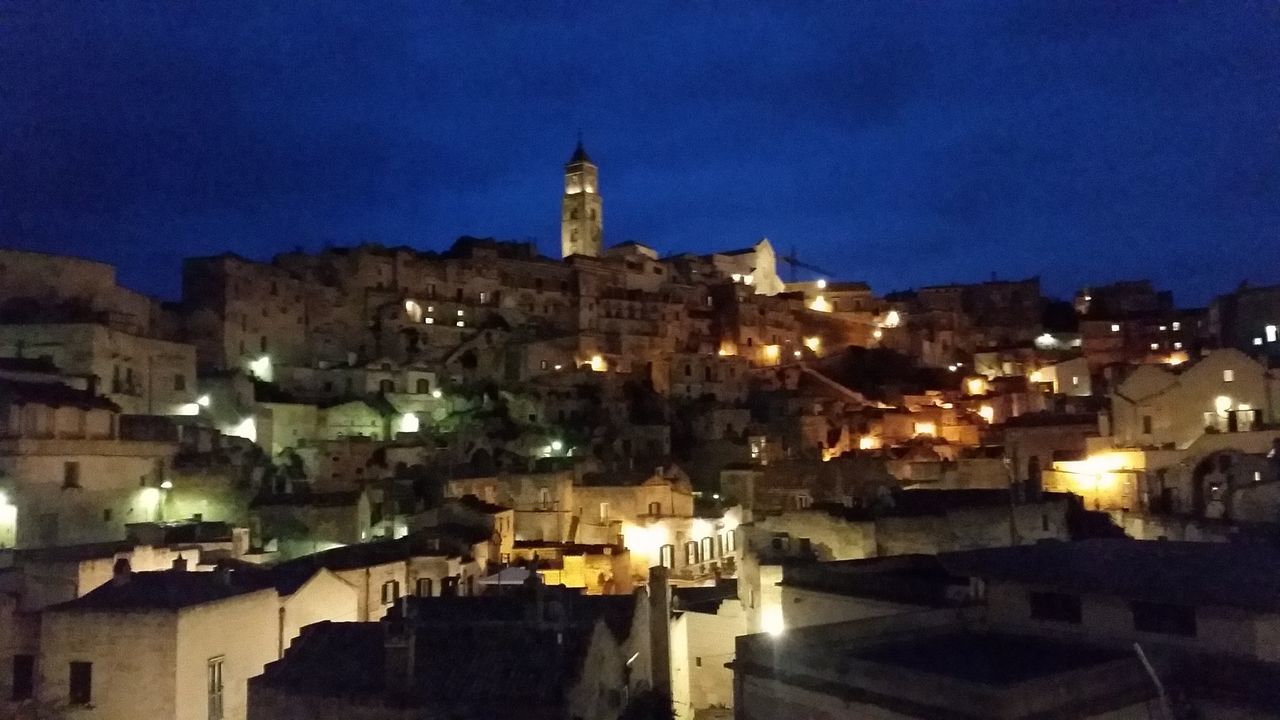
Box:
1109 348 1278 449
733 539 1280 719
562 140 604 259
248 587 655 720
0 378 178 548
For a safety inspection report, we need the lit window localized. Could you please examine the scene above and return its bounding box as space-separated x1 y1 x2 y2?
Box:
1172 322 1181 331
425 317 434 324
1268 325 1278 343
1173 342 1182 349
1111 324 1120 333
1223 369 1235 383
1255 338 1264 346
1159 325 1167 331
1150 343 1159 350
457 309 464 316
1071 376 1080 386
456 321 465 328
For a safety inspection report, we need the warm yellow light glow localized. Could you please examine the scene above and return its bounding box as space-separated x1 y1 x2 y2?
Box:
398 413 420 434
431 389 443 399
816 279 827 289
872 329 883 340
550 440 563 452
718 340 737 357
763 345 780 361
1029 370 1043 383
803 336 821 352
176 402 201 416
858 435 880 450
139 487 162 509
881 310 901 328
793 350 802 359
225 417 257 442
978 405 995 423
1214 395 1233 417
1166 352 1188 366
743 275 754 286
621 523 668 557
762 607 785 637
913 422 937 437
966 377 987 395
196 394 211 407
809 295 832 313
404 300 422 322
248 355 272 381
589 355 607 372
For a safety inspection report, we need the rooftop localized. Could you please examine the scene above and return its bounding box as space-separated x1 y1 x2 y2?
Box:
941 539 1280 613
0 378 118 411
50 567 271 611
254 620 593 709
853 631 1126 685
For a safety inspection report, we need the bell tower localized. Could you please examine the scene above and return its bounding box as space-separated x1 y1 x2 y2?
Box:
561 138 603 258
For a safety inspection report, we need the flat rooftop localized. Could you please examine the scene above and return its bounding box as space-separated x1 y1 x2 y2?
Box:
853 631 1126 685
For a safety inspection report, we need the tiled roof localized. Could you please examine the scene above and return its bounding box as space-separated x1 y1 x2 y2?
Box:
50 568 272 611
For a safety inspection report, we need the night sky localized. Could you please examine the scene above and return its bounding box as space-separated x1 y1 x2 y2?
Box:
2 2 1276 304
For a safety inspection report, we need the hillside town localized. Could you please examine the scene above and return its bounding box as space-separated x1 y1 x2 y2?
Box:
1 143 1280 720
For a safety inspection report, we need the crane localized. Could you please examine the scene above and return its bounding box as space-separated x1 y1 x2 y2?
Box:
779 244 838 283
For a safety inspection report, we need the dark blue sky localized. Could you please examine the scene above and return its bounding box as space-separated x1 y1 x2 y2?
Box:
2 2 1277 304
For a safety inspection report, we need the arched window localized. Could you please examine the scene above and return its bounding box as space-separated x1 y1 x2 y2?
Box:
416 378 430 394
379 379 394 393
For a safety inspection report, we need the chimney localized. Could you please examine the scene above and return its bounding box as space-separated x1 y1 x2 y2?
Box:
172 556 188 572
112 558 132 586
383 617 416 699
648 565 672 694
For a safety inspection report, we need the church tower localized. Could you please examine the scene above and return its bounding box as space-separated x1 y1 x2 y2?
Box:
561 139 603 258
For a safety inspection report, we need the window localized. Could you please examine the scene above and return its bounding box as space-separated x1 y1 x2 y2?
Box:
416 378 430 394
11 654 34 701
1142 416 1153 434
1029 592 1082 624
599 502 610 521
174 374 187 391
260 336 267 353
208 657 224 720
1110 324 1120 333
700 536 714 561
417 578 434 597
1268 325 1278 343
69 661 92 705
479 291 489 304
63 461 81 489
648 501 662 516
539 487 552 509
1132 601 1196 637
659 544 675 568
685 542 699 565
381 580 400 605
724 530 736 553
103 508 112 522
379 379 394 393
1223 369 1234 383
1172 321 1181 331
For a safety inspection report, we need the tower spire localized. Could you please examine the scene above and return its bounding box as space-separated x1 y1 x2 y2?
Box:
561 138 602 258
